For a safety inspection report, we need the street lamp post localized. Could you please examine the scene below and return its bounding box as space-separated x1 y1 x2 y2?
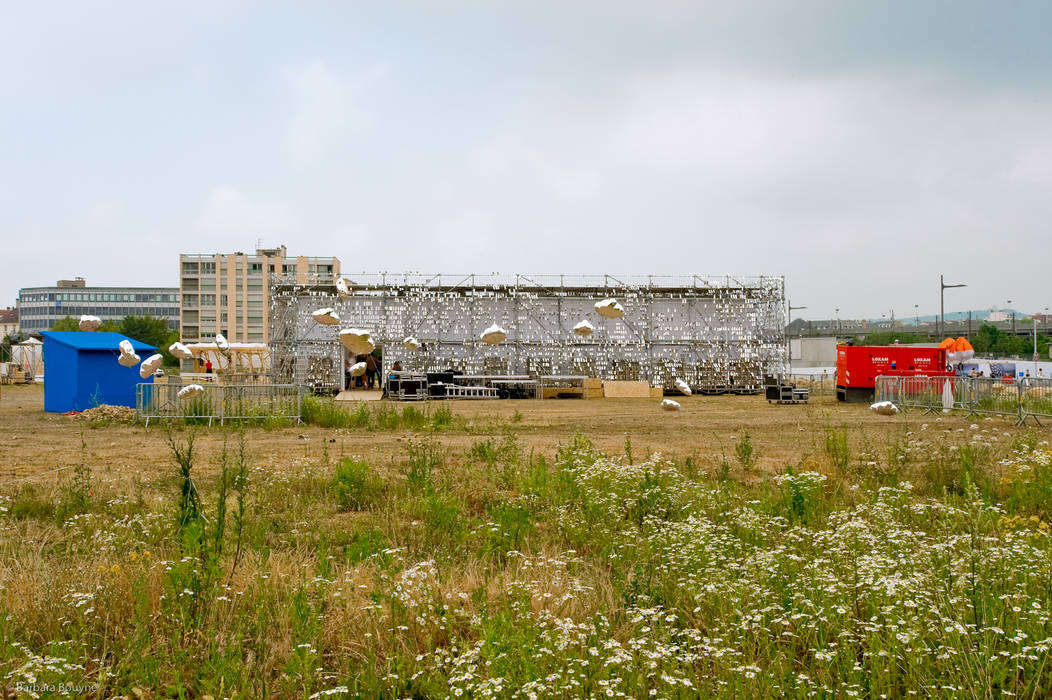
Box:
835 307 840 334
1034 317 1039 363
1008 300 1015 336
787 300 807 375
940 274 966 338
914 304 919 328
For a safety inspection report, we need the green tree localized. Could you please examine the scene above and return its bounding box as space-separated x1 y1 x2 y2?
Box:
120 316 180 365
49 316 119 332
50 316 81 331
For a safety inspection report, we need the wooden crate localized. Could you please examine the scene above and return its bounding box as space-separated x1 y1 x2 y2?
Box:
601 380 651 398
584 387 605 399
583 378 603 389
649 387 664 398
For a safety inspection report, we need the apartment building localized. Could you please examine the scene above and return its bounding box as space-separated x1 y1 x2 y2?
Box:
17 279 179 333
0 307 18 338
179 245 340 343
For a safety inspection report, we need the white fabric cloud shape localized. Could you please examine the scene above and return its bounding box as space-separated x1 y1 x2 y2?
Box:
79 315 101 331
339 328 375 355
869 401 899 416
312 308 341 326
168 342 193 360
480 324 507 345
178 384 204 399
139 353 164 378
118 351 141 367
573 320 594 337
594 298 625 319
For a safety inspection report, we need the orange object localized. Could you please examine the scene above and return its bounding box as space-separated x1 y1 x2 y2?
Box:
938 337 955 350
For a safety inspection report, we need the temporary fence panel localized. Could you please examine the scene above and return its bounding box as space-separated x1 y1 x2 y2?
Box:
875 375 1052 425
1020 376 1052 426
137 381 304 426
787 374 835 396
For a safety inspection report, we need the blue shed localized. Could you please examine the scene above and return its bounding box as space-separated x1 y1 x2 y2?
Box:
40 332 157 413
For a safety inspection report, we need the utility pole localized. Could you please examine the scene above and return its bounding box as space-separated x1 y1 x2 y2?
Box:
940 274 966 338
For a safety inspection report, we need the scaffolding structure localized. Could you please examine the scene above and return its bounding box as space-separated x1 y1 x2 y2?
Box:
269 274 787 394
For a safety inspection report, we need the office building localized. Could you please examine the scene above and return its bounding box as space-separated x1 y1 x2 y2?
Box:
17 279 179 333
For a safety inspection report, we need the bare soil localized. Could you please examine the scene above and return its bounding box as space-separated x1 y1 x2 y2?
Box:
0 383 1010 484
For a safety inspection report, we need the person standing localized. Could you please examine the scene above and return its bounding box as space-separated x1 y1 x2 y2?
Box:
365 353 377 389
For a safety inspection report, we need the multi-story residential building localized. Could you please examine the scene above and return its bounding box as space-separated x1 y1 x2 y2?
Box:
179 245 340 343
17 279 179 333
0 307 18 339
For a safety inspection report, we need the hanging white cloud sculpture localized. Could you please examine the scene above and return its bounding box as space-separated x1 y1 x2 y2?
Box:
480 324 507 345
78 315 101 331
339 328 375 355
312 308 341 326
594 298 625 319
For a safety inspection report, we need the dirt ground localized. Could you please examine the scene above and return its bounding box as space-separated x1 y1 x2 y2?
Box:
0 383 1020 485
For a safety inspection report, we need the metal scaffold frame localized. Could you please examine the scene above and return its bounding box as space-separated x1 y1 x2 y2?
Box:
269 273 787 394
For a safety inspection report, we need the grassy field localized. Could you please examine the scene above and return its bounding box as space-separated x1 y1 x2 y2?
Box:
1 384 1050 698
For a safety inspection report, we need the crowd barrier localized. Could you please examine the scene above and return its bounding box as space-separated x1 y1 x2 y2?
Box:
875 375 1052 426
137 381 304 426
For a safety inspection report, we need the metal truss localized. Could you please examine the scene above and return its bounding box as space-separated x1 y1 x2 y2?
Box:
269 274 787 394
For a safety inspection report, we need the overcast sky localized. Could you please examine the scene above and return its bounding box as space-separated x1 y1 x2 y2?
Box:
2 1 1050 319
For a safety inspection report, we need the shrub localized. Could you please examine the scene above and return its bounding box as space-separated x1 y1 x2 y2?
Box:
735 430 756 470
330 458 384 511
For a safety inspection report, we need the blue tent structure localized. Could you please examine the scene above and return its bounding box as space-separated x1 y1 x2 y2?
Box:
40 331 157 413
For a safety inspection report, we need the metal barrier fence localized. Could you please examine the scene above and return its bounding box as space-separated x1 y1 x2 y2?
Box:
875 375 1052 426
787 374 836 396
137 381 305 426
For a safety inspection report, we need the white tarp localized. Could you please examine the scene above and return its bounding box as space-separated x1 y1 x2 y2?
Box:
660 398 681 411
10 341 43 377
674 378 692 396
